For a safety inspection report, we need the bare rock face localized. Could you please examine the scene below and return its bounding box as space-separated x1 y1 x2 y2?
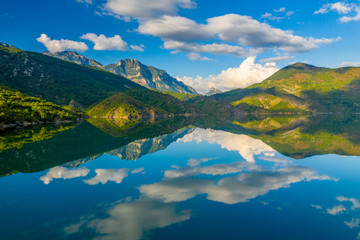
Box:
42 51 103 68
206 87 222 96
104 59 198 94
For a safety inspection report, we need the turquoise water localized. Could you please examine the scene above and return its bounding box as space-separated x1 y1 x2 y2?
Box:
1 121 360 240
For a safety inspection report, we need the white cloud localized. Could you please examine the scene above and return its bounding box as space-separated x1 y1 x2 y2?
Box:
345 218 360 229
260 55 295 63
315 2 360 23
139 14 338 53
187 52 213 61
177 57 279 93
164 40 249 57
130 44 145 52
274 7 286 13
327 204 347 215
178 128 277 162
138 15 211 41
261 13 284 21
84 169 129 185
76 0 92 4
66 199 191 240
80 33 127 51
286 11 295 17
103 0 196 20
337 196 360 210
140 165 332 204
37 34 88 53
131 168 145 174
258 156 292 163
187 158 215 167
341 61 360 67
165 161 259 178
40 166 90 184
311 204 323 210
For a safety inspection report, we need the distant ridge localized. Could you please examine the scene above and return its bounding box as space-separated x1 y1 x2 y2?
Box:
43 51 197 94
43 51 103 68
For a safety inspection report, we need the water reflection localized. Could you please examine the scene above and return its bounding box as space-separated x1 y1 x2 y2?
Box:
140 165 333 204
179 128 276 162
1 115 360 240
40 166 90 184
66 199 191 240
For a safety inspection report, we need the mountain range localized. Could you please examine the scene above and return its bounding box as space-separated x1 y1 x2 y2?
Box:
2 42 360 129
43 51 197 94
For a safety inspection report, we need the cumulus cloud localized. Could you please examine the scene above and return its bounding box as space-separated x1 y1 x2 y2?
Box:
315 2 360 23
187 158 215 167
178 128 277 162
261 13 284 21
81 33 143 51
164 40 249 57
337 196 360 210
140 166 332 204
37 34 88 53
341 61 360 67
76 0 92 4
66 199 191 240
84 169 129 185
165 161 259 178
40 166 90 184
131 168 145 174
327 205 347 215
260 55 295 63
345 218 360 229
187 52 213 61
274 7 286 13
103 0 196 20
139 14 338 54
177 57 279 93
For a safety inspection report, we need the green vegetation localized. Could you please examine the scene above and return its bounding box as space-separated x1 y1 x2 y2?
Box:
87 88 193 118
211 63 360 114
0 45 142 109
156 90 198 101
231 92 307 113
0 87 79 124
0 123 75 153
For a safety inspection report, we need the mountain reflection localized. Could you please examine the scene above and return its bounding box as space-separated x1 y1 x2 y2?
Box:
2 115 360 240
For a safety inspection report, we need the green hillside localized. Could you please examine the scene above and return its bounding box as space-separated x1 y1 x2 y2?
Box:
0 44 142 109
86 88 193 118
0 87 79 126
212 63 360 113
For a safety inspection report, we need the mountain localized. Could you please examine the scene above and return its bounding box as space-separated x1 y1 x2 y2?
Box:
206 87 222 96
42 51 197 94
103 59 197 94
0 43 195 120
42 51 103 68
0 43 142 109
211 63 360 113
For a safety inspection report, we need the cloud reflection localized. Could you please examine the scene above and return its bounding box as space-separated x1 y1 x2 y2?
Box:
84 169 129 185
178 128 276 162
40 166 90 184
141 165 332 204
65 199 191 240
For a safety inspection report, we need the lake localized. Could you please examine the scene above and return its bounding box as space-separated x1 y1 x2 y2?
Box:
1 115 360 240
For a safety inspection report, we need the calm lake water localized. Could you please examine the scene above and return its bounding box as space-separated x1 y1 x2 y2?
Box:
1 115 360 240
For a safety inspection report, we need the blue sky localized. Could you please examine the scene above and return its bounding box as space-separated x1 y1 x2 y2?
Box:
1 0 360 92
